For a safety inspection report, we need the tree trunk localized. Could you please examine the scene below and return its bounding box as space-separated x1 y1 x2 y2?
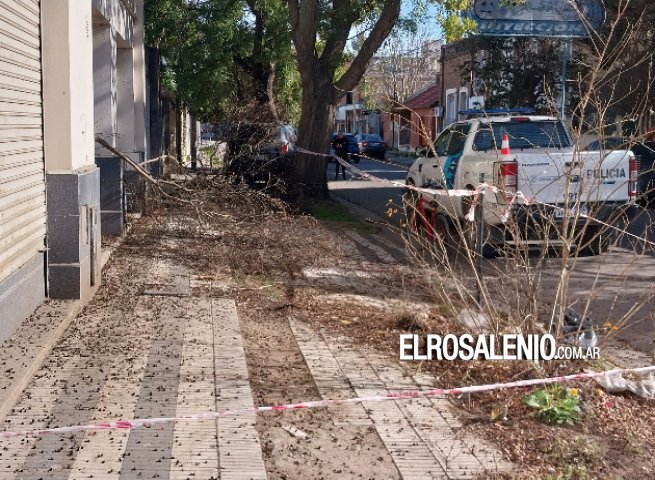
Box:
190 115 197 170
175 99 183 165
293 76 334 198
253 63 279 122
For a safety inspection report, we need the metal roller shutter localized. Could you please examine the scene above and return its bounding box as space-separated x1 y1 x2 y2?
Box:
0 0 46 282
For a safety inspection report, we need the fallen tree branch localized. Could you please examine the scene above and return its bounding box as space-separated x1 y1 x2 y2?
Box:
94 136 196 193
95 136 160 186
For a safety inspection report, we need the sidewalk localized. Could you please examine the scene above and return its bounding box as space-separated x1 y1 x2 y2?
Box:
0 233 267 479
0 192 512 479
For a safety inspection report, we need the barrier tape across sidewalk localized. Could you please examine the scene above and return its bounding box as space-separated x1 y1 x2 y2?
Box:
297 147 655 249
1 365 654 439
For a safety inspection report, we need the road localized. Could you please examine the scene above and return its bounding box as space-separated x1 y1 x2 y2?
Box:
329 155 655 358
328 155 409 226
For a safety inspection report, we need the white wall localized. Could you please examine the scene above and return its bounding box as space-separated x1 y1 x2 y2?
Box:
42 0 95 171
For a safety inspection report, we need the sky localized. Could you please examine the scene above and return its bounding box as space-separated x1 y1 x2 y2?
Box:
401 0 444 41
348 1 444 55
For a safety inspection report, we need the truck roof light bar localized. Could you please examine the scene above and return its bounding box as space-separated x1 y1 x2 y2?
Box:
458 108 535 118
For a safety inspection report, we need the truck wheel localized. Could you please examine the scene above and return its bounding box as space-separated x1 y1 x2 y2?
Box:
460 198 497 259
579 226 612 256
430 213 458 265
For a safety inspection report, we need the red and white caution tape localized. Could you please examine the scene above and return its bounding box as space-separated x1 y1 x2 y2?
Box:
297 147 655 249
1 365 654 440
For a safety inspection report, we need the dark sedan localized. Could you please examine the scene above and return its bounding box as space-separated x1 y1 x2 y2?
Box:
355 133 386 160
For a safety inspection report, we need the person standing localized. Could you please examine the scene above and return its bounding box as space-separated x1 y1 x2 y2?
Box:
331 131 348 180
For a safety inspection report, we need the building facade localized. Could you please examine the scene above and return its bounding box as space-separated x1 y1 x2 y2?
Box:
335 40 442 146
0 0 150 341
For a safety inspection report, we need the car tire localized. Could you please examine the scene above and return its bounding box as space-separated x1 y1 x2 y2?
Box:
429 213 460 265
460 196 497 259
578 226 612 256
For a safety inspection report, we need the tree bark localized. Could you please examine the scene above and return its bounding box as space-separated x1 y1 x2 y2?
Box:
287 0 401 199
293 76 335 198
175 99 183 165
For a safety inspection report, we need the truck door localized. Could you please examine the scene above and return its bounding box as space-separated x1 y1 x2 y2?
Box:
442 124 469 189
420 128 452 189
424 124 469 189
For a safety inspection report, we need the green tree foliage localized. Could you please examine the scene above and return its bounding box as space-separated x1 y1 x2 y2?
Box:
468 37 564 112
145 0 300 122
145 0 241 119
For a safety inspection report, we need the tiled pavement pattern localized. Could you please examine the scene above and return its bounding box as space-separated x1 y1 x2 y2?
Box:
0 253 266 480
0 232 511 480
290 319 512 480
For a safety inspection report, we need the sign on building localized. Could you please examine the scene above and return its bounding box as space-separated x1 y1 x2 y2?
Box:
470 0 605 38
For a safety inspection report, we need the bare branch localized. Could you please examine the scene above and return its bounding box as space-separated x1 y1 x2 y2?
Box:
334 0 400 99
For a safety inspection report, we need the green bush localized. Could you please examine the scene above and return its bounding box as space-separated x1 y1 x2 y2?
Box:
524 385 581 426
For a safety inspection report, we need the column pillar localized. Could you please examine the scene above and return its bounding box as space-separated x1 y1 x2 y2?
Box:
93 22 117 150
133 0 148 158
117 46 136 153
42 0 101 300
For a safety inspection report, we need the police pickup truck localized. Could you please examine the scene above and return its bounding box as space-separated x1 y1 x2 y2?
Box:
405 111 638 256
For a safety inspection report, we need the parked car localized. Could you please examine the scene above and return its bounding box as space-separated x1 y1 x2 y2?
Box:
585 138 655 204
329 132 359 163
355 133 387 159
406 114 638 257
224 123 296 187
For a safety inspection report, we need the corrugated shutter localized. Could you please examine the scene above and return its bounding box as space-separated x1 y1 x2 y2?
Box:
0 0 46 282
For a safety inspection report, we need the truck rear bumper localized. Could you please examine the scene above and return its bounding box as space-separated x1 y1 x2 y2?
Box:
509 201 636 223
488 201 637 246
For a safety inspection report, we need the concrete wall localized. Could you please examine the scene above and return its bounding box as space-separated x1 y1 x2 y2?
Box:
92 0 148 236
42 1 96 172
91 0 133 46
40 0 147 302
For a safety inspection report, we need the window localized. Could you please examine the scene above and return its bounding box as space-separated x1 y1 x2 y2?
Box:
433 123 470 157
346 91 353 104
473 121 571 151
448 124 469 155
446 92 456 125
459 91 468 113
434 129 452 157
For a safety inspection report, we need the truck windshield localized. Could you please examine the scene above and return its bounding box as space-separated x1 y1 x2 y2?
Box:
473 121 571 151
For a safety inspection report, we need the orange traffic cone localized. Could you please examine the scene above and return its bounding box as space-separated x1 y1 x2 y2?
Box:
500 133 510 157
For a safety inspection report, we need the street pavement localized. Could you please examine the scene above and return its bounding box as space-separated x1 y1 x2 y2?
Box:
328 153 412 225
329 153 655 358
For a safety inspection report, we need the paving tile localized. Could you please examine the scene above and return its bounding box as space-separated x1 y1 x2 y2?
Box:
290 319 512 480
